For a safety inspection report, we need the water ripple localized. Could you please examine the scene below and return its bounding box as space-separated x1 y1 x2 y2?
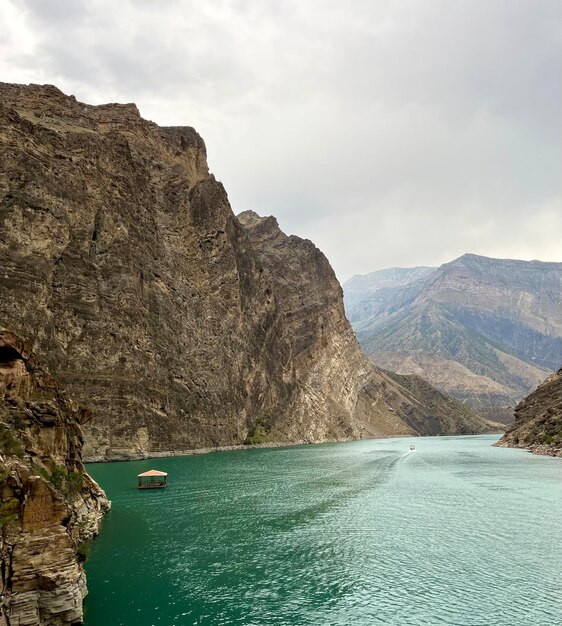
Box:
85 436 562 626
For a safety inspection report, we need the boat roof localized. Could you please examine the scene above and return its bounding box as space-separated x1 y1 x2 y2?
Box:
137 469 168 477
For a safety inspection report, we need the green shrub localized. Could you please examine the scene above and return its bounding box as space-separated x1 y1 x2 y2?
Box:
66 470 85 497
0 498 20 528
244 424 282 445
41 466 85 499
75 541 90 562
0 426 24 458
48 466 67 491
3 408 27 431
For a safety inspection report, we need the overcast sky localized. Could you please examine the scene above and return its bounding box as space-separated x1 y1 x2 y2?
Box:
1 0 560 281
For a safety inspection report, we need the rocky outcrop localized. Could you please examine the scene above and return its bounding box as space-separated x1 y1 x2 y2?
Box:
0 83 495 460
238 211 496 439
0 331 109 625
344 255 562 412
496 368 562 457
382 370 503 435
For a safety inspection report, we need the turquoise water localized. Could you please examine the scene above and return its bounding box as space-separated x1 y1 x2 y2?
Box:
84 435 562 625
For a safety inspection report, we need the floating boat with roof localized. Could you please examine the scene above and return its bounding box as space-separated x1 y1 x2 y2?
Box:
137 469 168 489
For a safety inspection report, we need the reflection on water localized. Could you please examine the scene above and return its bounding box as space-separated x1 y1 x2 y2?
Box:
85 435 562 625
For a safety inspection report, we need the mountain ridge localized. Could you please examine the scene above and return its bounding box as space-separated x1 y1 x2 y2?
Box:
344 253 562 411
0 83 494 462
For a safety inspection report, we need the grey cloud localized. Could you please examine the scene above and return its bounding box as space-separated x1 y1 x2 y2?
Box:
21 0 91 23
3 0 561 281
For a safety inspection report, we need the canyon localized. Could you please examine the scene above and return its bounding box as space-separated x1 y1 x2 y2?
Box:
0 83 494 465
0 83 506 625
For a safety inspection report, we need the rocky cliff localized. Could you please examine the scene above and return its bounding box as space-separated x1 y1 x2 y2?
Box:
382 370 501 435
344 255 562 412
0 83 494 460
237 211 497 439
0 331 109 626
496 369 562 457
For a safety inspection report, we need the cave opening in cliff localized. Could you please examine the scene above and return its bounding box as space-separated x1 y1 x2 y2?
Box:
0 346 22 364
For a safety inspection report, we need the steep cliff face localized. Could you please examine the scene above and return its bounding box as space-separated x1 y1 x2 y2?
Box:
235 210 408 441
496 369 562 457
237 212 495 439
0 331 109 626
0 83 493 459
344 254 561 411
0 82 287 459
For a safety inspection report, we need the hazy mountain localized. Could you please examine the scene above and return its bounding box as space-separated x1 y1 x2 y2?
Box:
344 254 562 411
344 266 435 311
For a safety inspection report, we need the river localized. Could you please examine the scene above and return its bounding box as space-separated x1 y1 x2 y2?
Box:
84 435 562 625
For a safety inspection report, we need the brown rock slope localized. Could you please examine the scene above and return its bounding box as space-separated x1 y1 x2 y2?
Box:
496 368 562 457
382 370 502 435
0 331 109 626
238 211 495 438
0 83 493 459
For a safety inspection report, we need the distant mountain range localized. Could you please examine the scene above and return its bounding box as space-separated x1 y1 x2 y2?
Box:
344 254 562 414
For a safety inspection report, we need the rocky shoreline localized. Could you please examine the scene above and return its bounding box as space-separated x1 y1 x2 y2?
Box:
83 431 508 464
83 439 342 463
495 368 562 458
495 439 562 458
0 332 110 626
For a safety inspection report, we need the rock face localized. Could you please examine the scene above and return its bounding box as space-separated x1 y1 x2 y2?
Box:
382 370 501 435
238 211 497 439
0 83 494 460
0 331 109 626
496 369 562 457
344 255 562 413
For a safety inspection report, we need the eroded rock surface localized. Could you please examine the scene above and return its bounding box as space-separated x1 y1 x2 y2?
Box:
0 331 109 626
237 212 496 439
496 368 562 457
0 83 493 460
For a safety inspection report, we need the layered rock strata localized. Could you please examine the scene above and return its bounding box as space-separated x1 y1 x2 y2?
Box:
382 370 502 435
0 83 494 460
238 211 497 439
496 369 562 457
344 255 562 411
0 331 109 626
